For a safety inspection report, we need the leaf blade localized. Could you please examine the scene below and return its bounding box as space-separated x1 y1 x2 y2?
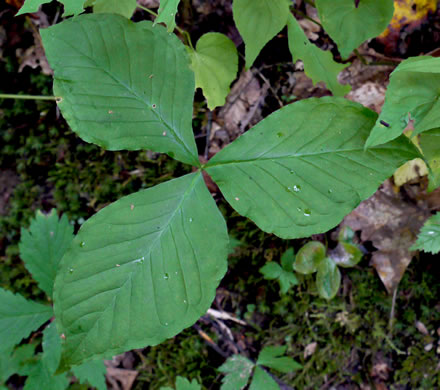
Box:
316 257 341 300
206 97 419 239
189 33 238 110
19 210 73 298
233 0 290 68
0 288 52 353
54 172 228 368
287 14 350 97
41 14 199 166
315 0 394 59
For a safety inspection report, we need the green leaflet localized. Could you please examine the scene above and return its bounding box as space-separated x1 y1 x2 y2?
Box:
420 129 440 191
54 172 228 368
160 376 202 390
16 0 87 16
286 15 350 97
257 346 302 373
219 355 254 390
259 261 298 294
23 360 69 390
0 345 36 383
205 97 419 239
366 56 440 148
315 0 394 60
316 257 341 300
42 323 63 375
72 360 107 390
248 367 279 390
294 241 326 275
233 0 290 68
0 288 52 353
91 0 137 18
189 33 238 110
41 14 199 166
155 0 181 32
411 213 440 254
19 209 73 298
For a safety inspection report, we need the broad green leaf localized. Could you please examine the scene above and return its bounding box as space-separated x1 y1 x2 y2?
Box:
189 33 238 110
54 172 228 368
161 376 202 390
0 288 52 353
366 56 440 148
41 14 199 166
206 97 420 239
260 262 297 294
19 209 73 298
294 241 326 275
257 346 302 373
233 0 290 68
92 0 137 18
286 15 350 97
72 360 107 390
155 0 181 32
23 360 69 390
16 0 86 16
315 0 394 59
0 345 36 382
280 248 295 271
219 355 254 390
248 366 279 390
420 129 440 191
316 257 341 300
42 323 62 374
411 213 440 254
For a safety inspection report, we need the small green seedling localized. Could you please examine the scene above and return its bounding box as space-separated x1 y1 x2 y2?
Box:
219 345 302 390
0 210 106 389
260 248 298 294
294 228 363 300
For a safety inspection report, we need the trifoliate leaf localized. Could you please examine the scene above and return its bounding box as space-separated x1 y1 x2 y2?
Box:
219 355 254 390
248 366 279 390
19 209 73 298
260 261 298 294
411 213 440 254
72 360 107 390
189 33 238 110
257 346 302 373
0 288 52 353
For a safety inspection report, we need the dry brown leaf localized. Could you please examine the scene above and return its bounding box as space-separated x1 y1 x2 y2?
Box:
304 341 317 359
106 366 138 390
342 181 430 293
208 70 267 156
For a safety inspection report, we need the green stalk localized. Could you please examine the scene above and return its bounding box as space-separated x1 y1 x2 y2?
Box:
0 94 59 101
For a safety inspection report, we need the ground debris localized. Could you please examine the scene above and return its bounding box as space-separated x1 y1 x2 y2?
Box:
342 181 431 293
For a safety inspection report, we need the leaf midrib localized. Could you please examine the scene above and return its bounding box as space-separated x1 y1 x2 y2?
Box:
205 145 393 168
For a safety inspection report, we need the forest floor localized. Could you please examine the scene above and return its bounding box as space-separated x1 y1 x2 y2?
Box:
2 0 440 389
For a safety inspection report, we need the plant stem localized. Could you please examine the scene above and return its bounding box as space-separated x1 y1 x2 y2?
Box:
137 4 194 50
291 8 323 28
0 93 59 101
353 49 368 65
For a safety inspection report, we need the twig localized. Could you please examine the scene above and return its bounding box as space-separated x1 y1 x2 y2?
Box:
207 308 247 326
